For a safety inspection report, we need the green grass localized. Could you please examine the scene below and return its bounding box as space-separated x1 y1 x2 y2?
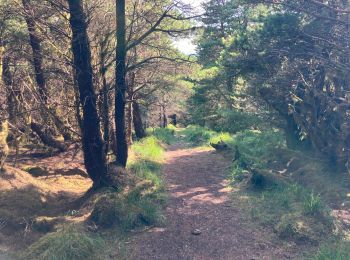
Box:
23 135 168 260
131 136 164 162
313 242 350 260
179 125 233 147
90 135 167 231
228 128 335 244
23 225 105 260
146 126 176 144
179 125 214 145
246 183 333 242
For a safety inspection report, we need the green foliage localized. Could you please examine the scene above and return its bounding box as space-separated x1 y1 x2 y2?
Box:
304 192 323 216
23 225 105 260
180 125 215 145
230 130 285 181
209 132 233 145
131 136 164 162
209 110 264 134
247 183 333 242
90 188 164 231
146 127 176 144
313 242 350 260
91 134 166 231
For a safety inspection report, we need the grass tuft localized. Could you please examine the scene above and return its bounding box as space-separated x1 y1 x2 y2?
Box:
131 136 164 162
23 225 105 260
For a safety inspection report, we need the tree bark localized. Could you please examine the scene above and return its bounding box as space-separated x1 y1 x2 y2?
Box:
22 0 73 142
22 0 47 104
132 101 146 139
67 0 108 187
115 0 128 167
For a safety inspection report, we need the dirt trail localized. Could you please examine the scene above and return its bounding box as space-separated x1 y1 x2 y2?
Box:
130 145 295 260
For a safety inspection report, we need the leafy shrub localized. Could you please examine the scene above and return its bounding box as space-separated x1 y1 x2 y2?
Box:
230 129 285 180
23 225 105 260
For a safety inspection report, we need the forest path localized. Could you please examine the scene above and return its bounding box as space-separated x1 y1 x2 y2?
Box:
130 144 293 260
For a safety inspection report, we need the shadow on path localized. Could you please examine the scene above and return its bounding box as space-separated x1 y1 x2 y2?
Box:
130 145 293 260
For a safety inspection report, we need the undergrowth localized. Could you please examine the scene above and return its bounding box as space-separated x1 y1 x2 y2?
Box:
179 125 232 146
146 125 176 144
229 129 336 248
313 241 350 260
23 225 105 260
91 136 166 231
23 136 167 260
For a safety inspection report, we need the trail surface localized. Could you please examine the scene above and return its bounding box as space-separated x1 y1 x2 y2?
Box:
130 145 296 260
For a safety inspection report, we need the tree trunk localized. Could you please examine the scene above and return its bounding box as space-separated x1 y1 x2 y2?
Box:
30 122 67 152
67 0 108 188
22 0 47 103
133 101 146 139
115 0 128 167
99 40 110 154
22 0 73 142
126 101 133 145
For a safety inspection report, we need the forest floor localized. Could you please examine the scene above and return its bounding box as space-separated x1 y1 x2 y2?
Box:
129 144 304 260
2 133 350 259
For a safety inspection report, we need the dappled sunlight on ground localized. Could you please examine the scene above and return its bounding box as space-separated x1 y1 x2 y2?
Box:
0 154 92 253
130 145 298 260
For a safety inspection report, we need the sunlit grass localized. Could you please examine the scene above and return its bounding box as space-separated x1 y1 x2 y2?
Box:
23 225 105 260
146 126 176 144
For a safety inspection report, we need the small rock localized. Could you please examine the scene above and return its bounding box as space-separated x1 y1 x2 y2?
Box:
192 229 201 235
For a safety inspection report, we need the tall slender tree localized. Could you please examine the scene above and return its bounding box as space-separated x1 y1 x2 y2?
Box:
115 0 128 167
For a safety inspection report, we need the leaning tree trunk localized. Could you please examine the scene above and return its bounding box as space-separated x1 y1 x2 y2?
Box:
22 0 73 141
115 0 128 167
22 0 48 103
67 0 108 188
2 45 67 152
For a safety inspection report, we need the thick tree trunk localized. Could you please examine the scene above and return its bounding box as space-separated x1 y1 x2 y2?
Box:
115 0 128 167
68 0 108 187
132 101 146 139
